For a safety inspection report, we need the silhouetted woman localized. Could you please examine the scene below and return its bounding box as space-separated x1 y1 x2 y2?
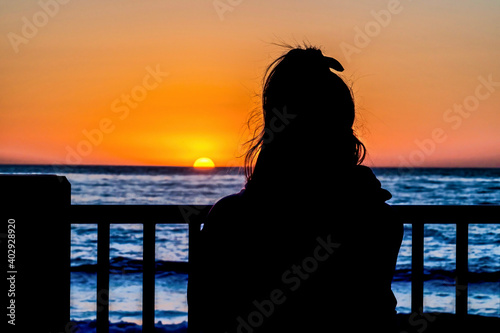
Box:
189 46 404 333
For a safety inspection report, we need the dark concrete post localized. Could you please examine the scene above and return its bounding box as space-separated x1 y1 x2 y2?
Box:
1 175 71 333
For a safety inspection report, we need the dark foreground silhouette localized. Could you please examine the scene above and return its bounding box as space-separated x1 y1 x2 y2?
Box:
189 46 404 332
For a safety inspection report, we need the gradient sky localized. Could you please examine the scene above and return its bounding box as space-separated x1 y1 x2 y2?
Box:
1 0 499 167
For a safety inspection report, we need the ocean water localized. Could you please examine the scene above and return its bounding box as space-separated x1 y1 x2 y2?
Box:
1 165 499 332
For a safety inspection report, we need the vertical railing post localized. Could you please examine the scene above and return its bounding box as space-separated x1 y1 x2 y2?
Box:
188 220 200 333
187 205 210 333
143 221 156 331
97 221 110 333
456 221 468 319
411 222 424 314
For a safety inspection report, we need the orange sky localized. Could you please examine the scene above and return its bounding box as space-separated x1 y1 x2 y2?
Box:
1 0 499 167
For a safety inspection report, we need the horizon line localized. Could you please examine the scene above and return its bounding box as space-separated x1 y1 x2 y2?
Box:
0 163 499 169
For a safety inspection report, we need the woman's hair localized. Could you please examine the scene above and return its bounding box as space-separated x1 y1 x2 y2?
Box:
243 45 366 184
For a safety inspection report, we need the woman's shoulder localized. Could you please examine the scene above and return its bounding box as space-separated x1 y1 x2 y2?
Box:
202 189 246 231
210 189 246 213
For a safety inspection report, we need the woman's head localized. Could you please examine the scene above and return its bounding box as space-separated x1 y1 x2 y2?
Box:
244 46 365 185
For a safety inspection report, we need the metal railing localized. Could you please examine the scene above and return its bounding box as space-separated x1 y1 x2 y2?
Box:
393 206 499 317
70 205 209 333
69 205 500 332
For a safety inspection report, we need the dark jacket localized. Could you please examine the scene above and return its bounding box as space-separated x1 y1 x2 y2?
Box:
189 166 403 332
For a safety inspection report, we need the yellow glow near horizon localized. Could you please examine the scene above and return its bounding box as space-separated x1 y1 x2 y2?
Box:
193 157 215 169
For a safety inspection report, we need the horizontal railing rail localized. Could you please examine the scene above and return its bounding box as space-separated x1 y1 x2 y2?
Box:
69 205 500 333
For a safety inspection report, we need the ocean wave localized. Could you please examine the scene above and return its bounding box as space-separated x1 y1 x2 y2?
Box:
393 269 500 282
72 320 187 333
70 259 189 274
71 259 500 283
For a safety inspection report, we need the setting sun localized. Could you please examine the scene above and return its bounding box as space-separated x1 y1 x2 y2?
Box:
193 157 215 169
